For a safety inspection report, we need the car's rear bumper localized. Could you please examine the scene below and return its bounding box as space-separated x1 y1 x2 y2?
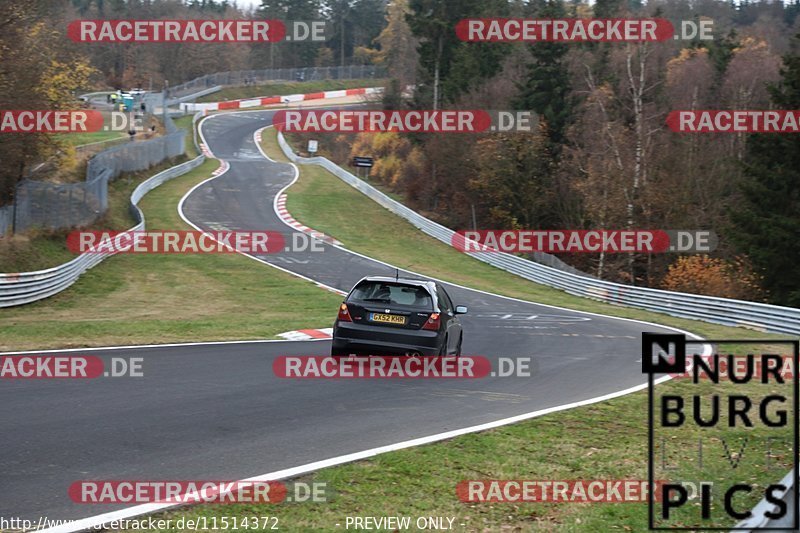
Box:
332 321 441 356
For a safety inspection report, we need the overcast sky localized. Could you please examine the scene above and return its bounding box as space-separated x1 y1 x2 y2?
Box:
231 0 261 13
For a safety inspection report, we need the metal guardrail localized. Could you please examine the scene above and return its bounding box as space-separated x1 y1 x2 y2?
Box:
172 86 222 104
276 131 800 337
278 132 800 528
0 155 205 308
733 469 796 531
142 87 222 116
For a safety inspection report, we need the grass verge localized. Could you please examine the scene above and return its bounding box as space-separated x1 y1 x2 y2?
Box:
122 349 794 532
55 130 126 147
113 125 796 533
263 127 789 344
0 113 198 273
0 156 343 351
0 157 186 273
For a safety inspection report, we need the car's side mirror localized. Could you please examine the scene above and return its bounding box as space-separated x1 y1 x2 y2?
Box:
455 306 468 315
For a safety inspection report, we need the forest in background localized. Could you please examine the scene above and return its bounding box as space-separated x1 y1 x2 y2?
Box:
1 0 799 306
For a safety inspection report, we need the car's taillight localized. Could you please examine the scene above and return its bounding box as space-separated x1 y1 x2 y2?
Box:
337 303 352 322
422 313 440 331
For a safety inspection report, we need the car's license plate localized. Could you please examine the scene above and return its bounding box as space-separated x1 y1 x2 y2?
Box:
371 313 405 325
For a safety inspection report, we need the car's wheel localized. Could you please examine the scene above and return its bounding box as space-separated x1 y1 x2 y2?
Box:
455 333 463 357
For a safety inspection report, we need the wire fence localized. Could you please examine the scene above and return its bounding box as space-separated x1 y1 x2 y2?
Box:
73 136 131 157
1 114 185 236
0 155 205 307
168 65 385 99
141 64 387 110
12 170 111 233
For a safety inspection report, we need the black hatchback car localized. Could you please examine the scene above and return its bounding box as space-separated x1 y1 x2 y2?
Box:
331 276 467 357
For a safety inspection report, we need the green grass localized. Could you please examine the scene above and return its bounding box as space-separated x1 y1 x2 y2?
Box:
55 107 161 150
173 115 199 159
264 128 789 344
54 108 130 148
121 346 795 532
0 232 77 273
0 112 199 274
109 126 797 533
0 158 186 273
196 79 384 103
0 157 343 351
55 129 126 147
4 119 794 532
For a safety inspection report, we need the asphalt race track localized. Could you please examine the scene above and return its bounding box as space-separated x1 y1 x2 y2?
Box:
0 109 704 524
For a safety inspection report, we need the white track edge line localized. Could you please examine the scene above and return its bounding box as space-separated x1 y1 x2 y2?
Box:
0 338 328 356
39 109 714 533
257 120 715 334
38 366 697 533
178 114 346 298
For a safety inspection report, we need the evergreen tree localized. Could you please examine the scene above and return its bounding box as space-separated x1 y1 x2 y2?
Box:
704 28 739 78
256 0 322 68
514 0 572 149
732 34 800 306
376 0 419 87
407 0 508 108
786 0 800 26
406 0 462 108
593 0 624 17
325 0 384 67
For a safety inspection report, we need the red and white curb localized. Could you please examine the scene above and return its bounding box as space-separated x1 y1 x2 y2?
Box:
36 111 714 533
183 87 382 113
213 160 229 175
276 193 341 245
277 327 333 341
211 159 229 176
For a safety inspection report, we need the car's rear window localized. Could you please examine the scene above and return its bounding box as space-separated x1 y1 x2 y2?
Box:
350 281 433 308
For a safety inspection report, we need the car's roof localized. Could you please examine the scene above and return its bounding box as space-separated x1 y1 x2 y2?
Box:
357 276 435 288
